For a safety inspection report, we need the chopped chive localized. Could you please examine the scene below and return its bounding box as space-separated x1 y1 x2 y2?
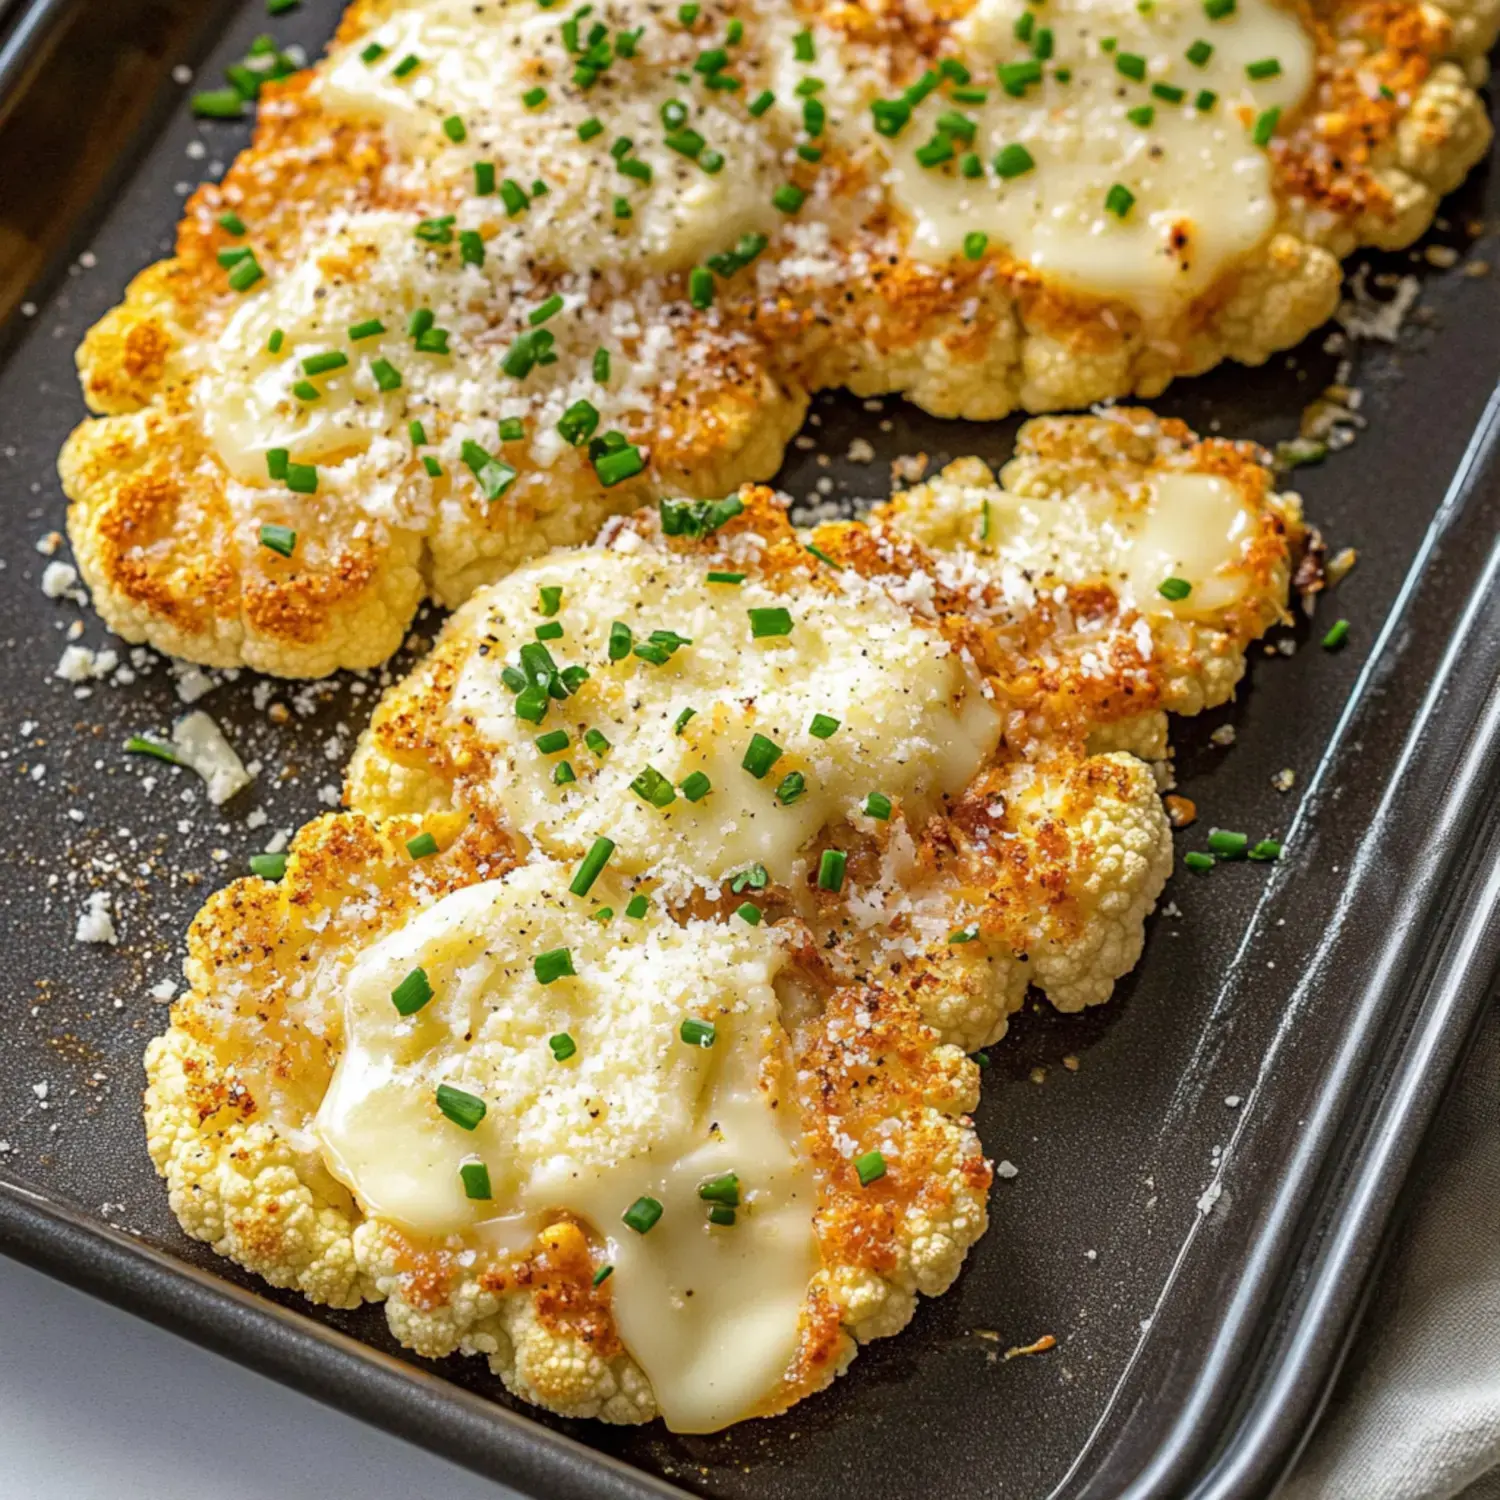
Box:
1186 39 1213 65
1252 106 1281 146
258 523 296 557
804 543 842 569
1127 104 1155 126
631 765 677 808
993 143 1035 179
291 379 320 401
689 266 714 309
217 211 246 235
442 114 466 143
680 1017 717 1047
594 444 644 486
593 347 611 382
1115 52 1146 80
1322 618 1350 649
552 760 576 785
124 735 179 764
348 317 385 340
592 1264 613 1287
996 59 1042 95
748 607 793 638
370 357 402 391
854 1150 886 1186
959 151 981 178
622 1196 663 1233
1208 829 1249 859
585 728 612 757
534 947 576 984
698 1172 739 1205
809 713 840 739
577 116 604 142
1033 27 1054 59
458 229 485 266
964 231 988 260
1152 82 1185 103
474 161 496 195
535 728 569 752
461 440 518 501
227 253 264 291
741 733 782 779
681 771 712 801
422 455 443 477
548 1032 577 1062
707 570 745 584
775 771 806 805
267 329 284 353
864 792 892 820
406 831 439 859
514 684 549 723
618 157 651 183
803 97 825 136
793 28 815 60
192 88 245 119
817 849 847 892
625 894 649 920
948 925 979 944
1015 9 1035 40
529 294 565 325
1249 839 1283 861
1246 57 1282 79
392 53 420 78
674 707 697 735
749 89 775 116
537 584 561 615
248 852 287 879
408 308 435 339
730 864 769 894
736 901 761 925
1194 88 1218 110
1204 0 1235 18
392 967 433 1016
1184 851 1216 872
570 837 616 896
436 1083 486 1129
558 399 600 446
522 85 548 107
497 417 526 443
285 462 318 494
1158 576 1192 600
914 136 954 168
501 178 530 216
1104 183 1136 218
772 183 806 214
460 1160 492 1199
359 42 385 64
872 97 911 135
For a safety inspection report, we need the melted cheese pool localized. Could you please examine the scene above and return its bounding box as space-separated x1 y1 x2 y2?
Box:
317 863 817 1432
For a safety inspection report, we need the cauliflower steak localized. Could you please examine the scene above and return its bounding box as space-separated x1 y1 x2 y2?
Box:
67 0 1488 673
145 411 1304 1429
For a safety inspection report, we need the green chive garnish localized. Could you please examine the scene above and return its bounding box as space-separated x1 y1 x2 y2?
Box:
392 967 433 1016
809 713 839 738
392 53 420 78
622 1196 663 1233
585 728 612 757
371 358 402 391
1115 52 1146 79
1252 106 1281 146
534 947 576 984
631 765 677 808
708 570 745 584
570 837 615 896
535 728 569 752
258 523 296 557
248 852 287 879
748 607 793 638
772 183 806 214
625 894 649 920
1186 40 1213 65
741 734 782 779
1322 618 1350 649
592 1264 613 1286
436 1083 486 1129
681 771 712 801
1249 839 1283 861
1246 57 1282 79
460 1160 492 1199
549 1032 577 1062
474 161 496 195
994 143 1035 179
407 832 439 859
775 771 806 805
854 1150 886 1186
442 114 466 142
285 462 318 494
963 231 988 260
680 1017 717 1047
864 792 892 820
1158 577 1192 600
1208 829 1249 859
125 735 179 764
817 849 846 892
1184 851 1216 872
1104 183 1136 218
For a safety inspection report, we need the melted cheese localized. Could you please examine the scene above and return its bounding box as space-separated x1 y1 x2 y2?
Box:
446 540 1000 890
316 863 817 1432
876 0 1313 307
891 464 1261 615
318 0 792 274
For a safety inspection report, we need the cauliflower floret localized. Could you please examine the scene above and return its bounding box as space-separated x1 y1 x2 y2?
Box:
144 1026 368 1308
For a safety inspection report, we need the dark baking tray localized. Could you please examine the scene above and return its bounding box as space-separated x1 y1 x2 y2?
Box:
1 3 1498 1496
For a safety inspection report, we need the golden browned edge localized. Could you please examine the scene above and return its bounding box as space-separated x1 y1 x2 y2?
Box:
60 0 1483 675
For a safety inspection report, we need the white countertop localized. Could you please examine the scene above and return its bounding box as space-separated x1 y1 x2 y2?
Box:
0 1256 519 1499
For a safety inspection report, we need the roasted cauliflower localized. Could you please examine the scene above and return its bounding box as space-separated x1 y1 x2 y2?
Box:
64 0 1485 674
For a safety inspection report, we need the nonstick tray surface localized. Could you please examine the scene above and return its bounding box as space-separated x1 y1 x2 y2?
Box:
1 4 1499 1498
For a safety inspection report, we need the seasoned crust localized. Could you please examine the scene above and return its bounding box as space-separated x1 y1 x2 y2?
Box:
64 0 1490 675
